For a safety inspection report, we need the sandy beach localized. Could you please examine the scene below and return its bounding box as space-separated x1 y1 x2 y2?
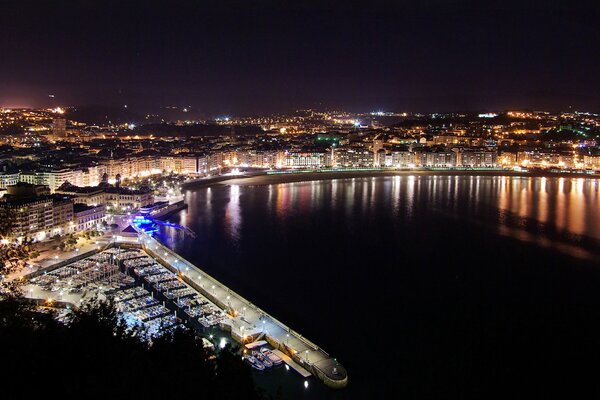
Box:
218 169 600 187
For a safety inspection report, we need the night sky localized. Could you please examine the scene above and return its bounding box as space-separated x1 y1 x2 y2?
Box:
1 0 599 114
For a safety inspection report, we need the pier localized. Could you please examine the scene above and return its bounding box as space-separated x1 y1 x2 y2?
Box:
139 232 348 389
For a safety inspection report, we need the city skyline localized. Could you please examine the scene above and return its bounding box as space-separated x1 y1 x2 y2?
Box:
4 2 600 399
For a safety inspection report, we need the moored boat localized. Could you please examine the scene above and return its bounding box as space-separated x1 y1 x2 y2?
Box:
245 355 265 371
253 350 273 368
260 347 283 365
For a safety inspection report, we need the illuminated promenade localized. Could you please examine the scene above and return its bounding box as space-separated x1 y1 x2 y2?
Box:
138 232 348 389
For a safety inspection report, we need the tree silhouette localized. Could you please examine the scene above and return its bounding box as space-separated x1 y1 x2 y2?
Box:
0 296 265 399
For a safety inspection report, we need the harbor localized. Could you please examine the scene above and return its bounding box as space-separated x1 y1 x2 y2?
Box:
20 231 348 390
140 231 348 389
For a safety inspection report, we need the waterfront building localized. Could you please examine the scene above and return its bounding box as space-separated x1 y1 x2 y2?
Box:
208 152 225 171
56 182 153 210
459 150 498 167
104 187 153 210
160 156 198 174
0 196 54 239
372 139 384 166
284 150 331 168
516 151 562 167
73 203 106 232
235 150 280 168
559 154 576 169
333 147 374 168
55 183 107 206
584 155 600 169
197 155 209 174
417 150 457 167
499 151 517 166
0 193 73 240
52 196 74 230
390 150 416 167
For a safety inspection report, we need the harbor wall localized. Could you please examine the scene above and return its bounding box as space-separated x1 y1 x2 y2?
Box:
141 234 348 389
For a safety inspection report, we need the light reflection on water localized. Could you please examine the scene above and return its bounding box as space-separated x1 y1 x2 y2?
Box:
223 185 241 242
495 177 600 241
190 176 600 259
161 175 600 399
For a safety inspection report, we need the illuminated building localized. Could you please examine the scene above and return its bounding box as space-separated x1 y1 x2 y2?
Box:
459 150 498 167
73 203 106 232
417 151 457 167
0 172 20 189
55 182 153 210
333 147 374 168
372 139 384 167
53 118 67 137
390 151 416 167
284 150 332 168
0 192 73 240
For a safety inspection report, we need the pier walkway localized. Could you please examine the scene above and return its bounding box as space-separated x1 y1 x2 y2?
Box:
138 232 348 389
272 350 312 378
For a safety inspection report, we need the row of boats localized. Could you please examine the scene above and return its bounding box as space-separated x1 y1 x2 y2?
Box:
245 347 283 371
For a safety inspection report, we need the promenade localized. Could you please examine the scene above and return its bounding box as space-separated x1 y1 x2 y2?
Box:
139 232 348 389
15 230 348 389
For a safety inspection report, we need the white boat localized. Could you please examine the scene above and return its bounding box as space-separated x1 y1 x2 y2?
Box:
245 355 265 371
260 348 283 365
253 350 273 368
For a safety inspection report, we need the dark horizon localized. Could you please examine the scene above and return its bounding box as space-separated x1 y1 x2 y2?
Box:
2 0 600 114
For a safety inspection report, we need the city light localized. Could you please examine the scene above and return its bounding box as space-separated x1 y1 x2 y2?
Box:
1 3 599 398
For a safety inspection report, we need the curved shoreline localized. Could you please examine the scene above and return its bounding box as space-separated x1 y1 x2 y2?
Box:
218 169 600 187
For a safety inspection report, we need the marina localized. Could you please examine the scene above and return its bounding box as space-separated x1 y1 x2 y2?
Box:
20 232 348 390
139 231 348 389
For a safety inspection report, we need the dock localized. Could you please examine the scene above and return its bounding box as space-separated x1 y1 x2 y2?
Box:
138 232 348 389
272 349 312 378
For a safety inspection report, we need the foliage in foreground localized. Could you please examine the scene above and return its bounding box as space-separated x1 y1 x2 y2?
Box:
0 296 264 399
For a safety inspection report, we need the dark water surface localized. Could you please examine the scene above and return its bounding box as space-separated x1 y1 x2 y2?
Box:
161 176 600 398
